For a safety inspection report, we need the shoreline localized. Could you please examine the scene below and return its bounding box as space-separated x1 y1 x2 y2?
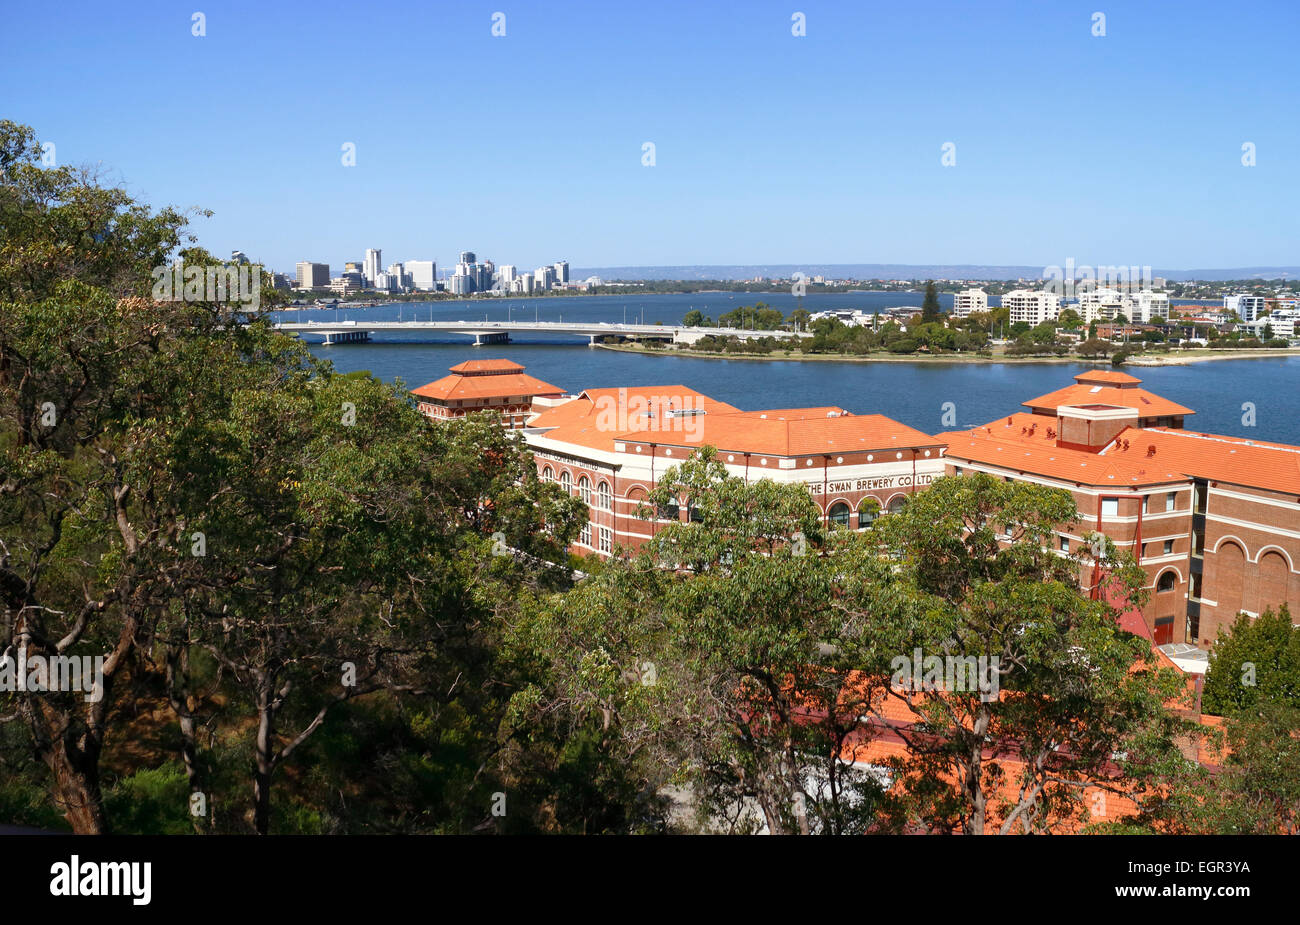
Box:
595 344 1300 367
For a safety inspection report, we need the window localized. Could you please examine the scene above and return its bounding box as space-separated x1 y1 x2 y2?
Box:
658 498 680 522
599 526 612 554
1165 492 1177 512
1163 539 1173 555
1101 498 1119 518
578 476 591 505
579 523 591 546
597 480 612 511
541 466 552 482
1142 496 1150 514
1059 536 1070 552
888 496 908 514
1157 571 1177 592
828 502 852 529
560 470 571 494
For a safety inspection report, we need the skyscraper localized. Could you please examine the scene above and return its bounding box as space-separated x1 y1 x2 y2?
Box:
405 260 437 291
363 248 382 285
295 262 330 289
554 260 569 285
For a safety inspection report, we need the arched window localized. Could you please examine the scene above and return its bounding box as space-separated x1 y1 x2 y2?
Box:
1157 571 1177 593
542 466 553 483
887 496 909 514
857 497 881 529
597 481 612 511
828 501 852 529
578 475 592 505
559 471 571 494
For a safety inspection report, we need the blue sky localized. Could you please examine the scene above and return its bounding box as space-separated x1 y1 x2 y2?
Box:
4 0 1297 272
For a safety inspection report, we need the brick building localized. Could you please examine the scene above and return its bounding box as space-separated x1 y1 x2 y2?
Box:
523 385 946 558
940 370 1300 648
411 359 565 428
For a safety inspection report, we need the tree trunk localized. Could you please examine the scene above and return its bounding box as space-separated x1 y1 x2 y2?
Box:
252 674 276 835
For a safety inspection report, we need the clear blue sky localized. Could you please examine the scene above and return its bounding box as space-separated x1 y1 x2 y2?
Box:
5 0 1297 273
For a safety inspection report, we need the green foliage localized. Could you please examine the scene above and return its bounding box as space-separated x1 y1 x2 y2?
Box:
1202 606 1300 715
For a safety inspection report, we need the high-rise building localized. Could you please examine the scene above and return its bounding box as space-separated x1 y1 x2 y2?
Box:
363 248 382 285
952 288 987 318
516 272 534 293
386 262 408 291
1002 289 1061 326
1224 294 1267 323
405 260 437 291
554 260 569 285
535 265 556 290
458 251 476 266
295 262 330 289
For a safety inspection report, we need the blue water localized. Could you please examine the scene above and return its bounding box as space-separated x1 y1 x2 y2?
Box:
269 293 1300 445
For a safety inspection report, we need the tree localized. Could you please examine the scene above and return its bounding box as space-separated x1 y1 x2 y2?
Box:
520 450 890 834
1058 308 1083 328
1202 606 1300 715
921 280 942 324
843 474 1190 834
682 309 704 327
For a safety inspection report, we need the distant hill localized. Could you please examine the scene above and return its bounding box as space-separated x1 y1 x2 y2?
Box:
571 264 1300 283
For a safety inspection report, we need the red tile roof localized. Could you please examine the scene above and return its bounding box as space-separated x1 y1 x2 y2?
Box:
939 414 1190 487
1106 427 1300 496
1023 383 1194 419
411 361 564 402
448 358 525 374
650 409 944 457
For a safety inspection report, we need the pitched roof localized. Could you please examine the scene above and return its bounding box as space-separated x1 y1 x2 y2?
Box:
411 365 565 402
1107 427 1300 496
1073 369 1142 386
939 414 1189 487
649 409 944 457
527 386 740 453
1022 383 1194 419
448 358 525 374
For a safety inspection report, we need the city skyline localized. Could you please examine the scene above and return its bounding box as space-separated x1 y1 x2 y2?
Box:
5 0 1297 271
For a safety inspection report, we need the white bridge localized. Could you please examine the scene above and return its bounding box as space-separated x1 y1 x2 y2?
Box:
272 319 797 346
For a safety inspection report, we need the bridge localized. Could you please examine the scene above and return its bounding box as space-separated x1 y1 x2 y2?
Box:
272 319 798 346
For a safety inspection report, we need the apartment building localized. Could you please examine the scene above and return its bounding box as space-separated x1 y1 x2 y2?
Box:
951 288 988 319
1002 289 1061 325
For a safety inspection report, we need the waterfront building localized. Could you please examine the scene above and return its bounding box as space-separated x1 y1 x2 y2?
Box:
405 260 437 291
554 260 570 285
1002 289 1061 326
386 262 408 291
940 370 1300 648
411 360 565 428
951 288 988 318
295 261 330 289
1224 294 1267 322
535 265 557 291
523 389 945 560
449 274 473 296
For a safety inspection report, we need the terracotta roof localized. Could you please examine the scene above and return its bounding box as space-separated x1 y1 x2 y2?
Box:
1022 383 1194 419
1073 370 1142 386
411 370 565 402
939 416 1189 487
649 410 944 457
1106 427 1300 496
448 358 525 374
528 386 741 453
